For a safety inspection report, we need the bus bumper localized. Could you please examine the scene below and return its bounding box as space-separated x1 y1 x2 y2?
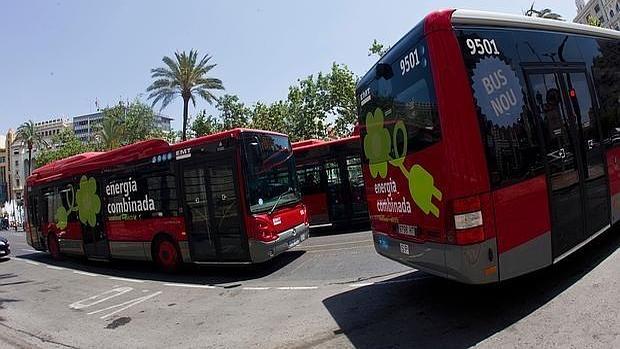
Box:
248 223 309 263
373 233 499 284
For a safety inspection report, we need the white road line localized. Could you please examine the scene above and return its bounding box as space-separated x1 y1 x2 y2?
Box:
163 283 216 289
106 276 145 283
46 265 66 270
242 287 271 290
302 240 373 249
306 245 375 253
73 270 98 277
25 260 40 266
275 286 318 290
86 291 163 319
21 249 42 253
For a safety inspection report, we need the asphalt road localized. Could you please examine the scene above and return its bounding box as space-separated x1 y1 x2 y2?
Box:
0 227 618 348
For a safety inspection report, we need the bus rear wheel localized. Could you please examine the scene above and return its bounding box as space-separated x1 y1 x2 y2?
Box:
47 234 62 260
153 238 180 273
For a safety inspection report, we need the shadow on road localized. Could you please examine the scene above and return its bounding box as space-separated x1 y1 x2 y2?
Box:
309 223 370 237
15 250 305 286
322 229 620 349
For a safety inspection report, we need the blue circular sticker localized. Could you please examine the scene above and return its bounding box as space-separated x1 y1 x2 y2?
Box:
471 57 524 127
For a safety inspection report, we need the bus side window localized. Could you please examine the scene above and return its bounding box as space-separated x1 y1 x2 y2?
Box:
591 39 620 143
297 165 322 195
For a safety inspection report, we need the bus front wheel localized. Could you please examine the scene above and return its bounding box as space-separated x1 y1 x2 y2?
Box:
153 238 180 273
47 234 62 260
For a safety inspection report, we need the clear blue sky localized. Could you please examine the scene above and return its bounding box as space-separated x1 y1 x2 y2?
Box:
1 0 577 132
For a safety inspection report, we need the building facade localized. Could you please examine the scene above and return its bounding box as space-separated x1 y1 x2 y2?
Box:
574 0 620 30
0 134 8 205
73 110 173 143
10 118 71 202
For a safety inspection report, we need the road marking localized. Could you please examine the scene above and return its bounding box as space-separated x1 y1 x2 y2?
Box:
163 283 216 289
348 282 374 288
275 286 318 290
25 260 40 266
305 245 375 253
107 276 145 283
70 287 134 310
301 239 373 249
73 270 98 277
21 249 42 253
90 291 163 319
242 287 271 290
46 265 66 270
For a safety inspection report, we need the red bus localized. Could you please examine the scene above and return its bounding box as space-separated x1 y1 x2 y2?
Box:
358 9 620 283
293 136 369 228
25 129 309 271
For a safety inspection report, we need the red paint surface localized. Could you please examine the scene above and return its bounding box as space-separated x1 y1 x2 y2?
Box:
106 216 187 242
492 176 550 253
302 193 329 224
606 148 620 196
247 202 307 242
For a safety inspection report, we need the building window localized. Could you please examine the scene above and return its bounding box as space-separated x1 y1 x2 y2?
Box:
595 4 601 12
611 10 615 18
600 15 605 23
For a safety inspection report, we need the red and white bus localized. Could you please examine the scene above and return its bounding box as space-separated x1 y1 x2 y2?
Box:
358 9 620 283
293 136 369 228
25 129 308 271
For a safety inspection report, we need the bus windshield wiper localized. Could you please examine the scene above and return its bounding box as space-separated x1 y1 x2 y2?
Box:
269 187 293 215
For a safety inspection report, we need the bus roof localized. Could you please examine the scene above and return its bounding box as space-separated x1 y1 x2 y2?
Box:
358 9 620 90
292 135 359 153
27 128 288 187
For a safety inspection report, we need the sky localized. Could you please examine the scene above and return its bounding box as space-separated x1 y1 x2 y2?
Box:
1 0 577 132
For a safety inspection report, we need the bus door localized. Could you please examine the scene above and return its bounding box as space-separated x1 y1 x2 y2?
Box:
181 148 249 262
526 69 609 259
344 155 368 222
82 179 110 259
325 159 346 223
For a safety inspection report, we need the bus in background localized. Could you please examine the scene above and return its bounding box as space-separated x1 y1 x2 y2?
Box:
358 9 620 284
292 135 369 229
25 129 308 271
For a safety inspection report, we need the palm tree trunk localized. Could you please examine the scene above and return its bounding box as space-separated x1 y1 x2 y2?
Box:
182 96 189 141
28 145 32 176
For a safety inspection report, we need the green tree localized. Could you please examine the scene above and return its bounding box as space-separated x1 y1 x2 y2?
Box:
98 100 159 148
368 39 389 57
147 50 225 141
191 110 222 137
35 129 93 168
250 101 287 134
328 63 357 137
524 3 563 20
15 120 47 175
217 94 250 129
286 72 330 141
587 15 602 27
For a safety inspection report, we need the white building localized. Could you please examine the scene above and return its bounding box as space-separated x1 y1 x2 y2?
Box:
574 0 620 30
73 110 173 143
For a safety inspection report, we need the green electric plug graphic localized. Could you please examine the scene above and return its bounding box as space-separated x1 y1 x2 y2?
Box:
364 108 392 178
54 176 101 230
407 165 442 218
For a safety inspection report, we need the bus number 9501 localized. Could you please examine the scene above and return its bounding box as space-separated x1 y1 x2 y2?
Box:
465 38 500 56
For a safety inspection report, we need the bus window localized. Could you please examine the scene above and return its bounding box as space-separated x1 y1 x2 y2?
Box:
297 164 322 195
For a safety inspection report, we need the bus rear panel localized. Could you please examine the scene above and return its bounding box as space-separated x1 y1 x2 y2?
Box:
358 9 620 284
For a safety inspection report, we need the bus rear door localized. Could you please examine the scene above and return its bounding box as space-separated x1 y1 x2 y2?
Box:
526 68 610 260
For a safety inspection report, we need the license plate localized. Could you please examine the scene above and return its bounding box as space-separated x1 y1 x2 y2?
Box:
400 243 410 255
288 238 300 248
398 224 418 236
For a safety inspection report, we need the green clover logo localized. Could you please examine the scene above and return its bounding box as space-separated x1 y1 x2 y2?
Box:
75 176 101 227
408 165 442 218
55 206 68 230
363 108 391 178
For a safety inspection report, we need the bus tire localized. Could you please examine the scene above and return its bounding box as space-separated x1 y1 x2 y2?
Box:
153 236 181 273
47 233 62 260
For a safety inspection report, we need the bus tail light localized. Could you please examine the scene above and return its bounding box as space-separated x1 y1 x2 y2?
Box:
448 195 486 245
253 216 278 243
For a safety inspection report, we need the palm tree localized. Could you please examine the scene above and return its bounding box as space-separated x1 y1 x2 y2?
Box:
15 120 46 176
524 3 563 20
147 50 224 141
97 117 124 150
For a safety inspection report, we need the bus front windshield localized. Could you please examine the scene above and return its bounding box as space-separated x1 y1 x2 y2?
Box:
243 133 300 214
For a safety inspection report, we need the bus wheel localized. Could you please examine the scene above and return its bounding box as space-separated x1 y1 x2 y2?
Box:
153 238 180 273
48 234 62 260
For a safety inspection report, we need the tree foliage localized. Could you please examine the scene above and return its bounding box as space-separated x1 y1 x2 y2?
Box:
217 94 250 129
524 3 563 20
97 100 162 149
587 15 602 27
35 129 93 168
191 110 222 137
147 50 225 141
368 39 389 57
16 120 47 175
